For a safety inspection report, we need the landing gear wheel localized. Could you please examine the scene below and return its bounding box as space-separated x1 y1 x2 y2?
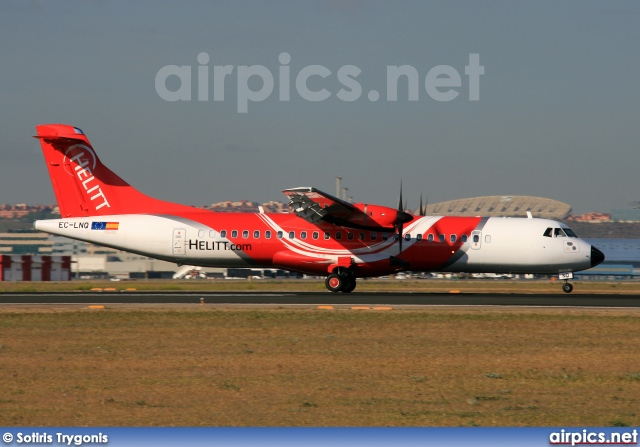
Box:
325 272 357 293
562 282 573 293
342 278 357 293
325 274 343 293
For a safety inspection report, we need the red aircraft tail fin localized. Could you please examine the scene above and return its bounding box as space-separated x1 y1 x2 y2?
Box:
35 124 187 218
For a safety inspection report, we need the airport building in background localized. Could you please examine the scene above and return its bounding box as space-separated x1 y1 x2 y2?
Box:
421 196 571 220
0 255 71 281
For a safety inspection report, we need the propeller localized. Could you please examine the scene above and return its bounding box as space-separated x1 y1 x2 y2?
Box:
394 182 413 255
419 193 428 216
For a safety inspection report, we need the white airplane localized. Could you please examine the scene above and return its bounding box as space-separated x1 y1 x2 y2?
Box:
33 124 604 293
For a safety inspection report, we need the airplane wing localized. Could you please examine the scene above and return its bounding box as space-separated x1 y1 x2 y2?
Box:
282 187 355 223
282 187 414 232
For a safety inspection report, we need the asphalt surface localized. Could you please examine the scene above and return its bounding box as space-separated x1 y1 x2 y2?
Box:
1 291 640 308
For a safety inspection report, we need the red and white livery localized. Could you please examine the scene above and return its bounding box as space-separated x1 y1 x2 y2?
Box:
33 124 604 293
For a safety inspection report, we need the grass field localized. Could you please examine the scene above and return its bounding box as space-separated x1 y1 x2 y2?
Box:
0 278 639 294
1 307 639 426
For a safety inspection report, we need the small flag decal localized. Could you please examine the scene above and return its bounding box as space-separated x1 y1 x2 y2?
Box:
92 222 119 230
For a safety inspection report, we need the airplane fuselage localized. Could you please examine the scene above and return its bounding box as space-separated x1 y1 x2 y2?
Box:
32 123 605 293
36 212 598 277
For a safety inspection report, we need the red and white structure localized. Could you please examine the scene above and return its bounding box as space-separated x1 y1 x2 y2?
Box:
0 255 71 281
31 124 604 293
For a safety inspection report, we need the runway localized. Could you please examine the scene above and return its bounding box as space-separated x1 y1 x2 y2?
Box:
1 291 640 308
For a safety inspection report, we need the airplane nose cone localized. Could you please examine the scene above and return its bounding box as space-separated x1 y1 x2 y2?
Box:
591 246 605 268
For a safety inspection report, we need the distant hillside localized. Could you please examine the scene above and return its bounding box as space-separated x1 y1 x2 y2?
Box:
561 221 640 239
0 210 60 233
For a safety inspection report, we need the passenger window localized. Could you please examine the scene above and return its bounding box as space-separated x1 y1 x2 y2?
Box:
231 230 238 238
404 233 411 241
277 231 283 239
313 232 319 240
347 232 354 240
324 232 330 240
335 232 342 240
242 230 249 239
253 230 260 238
554 228 566 237
265 230 271 239
198 230 205 238
359 232 365 241
450 234 457 243
473 234 479 243
221 230 227 238
289 231 295 239
427 234 434 242
416 234 422 242
485 235 491 243
371 232 377 241
300 231 307 239
209 230 216 238
543 228 553 238
438 234 445 243
382 232 389 241
461 234 468 243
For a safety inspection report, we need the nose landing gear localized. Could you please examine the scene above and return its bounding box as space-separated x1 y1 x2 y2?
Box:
559 272 574 293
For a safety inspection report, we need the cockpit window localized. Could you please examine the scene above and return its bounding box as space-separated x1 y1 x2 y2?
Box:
564 228 578 238
543 228 552 237
554 228 567 237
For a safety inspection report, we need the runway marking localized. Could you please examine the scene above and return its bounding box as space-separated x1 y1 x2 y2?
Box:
0 293 290 297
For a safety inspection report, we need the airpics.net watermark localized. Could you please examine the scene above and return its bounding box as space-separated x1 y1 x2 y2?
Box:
155 52 484 113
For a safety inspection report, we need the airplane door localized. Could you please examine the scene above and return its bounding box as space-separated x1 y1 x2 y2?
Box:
173 228 186 255
471 230 482 250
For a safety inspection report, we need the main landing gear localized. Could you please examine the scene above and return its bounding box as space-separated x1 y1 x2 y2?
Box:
325 269 357 293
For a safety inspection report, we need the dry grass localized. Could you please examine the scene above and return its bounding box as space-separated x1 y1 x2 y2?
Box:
1 308 639 426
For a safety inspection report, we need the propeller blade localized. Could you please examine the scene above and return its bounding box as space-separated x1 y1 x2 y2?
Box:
419 194 424 216
396 182 406 254
390 181 414 256
390 182 413 268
